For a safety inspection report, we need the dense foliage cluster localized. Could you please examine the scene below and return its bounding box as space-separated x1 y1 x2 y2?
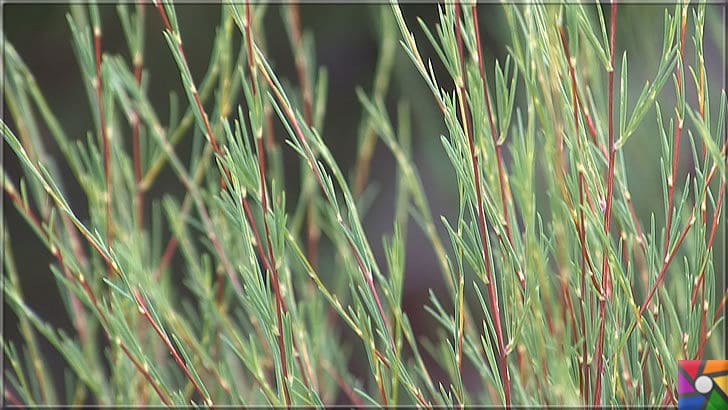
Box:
3 2 725 407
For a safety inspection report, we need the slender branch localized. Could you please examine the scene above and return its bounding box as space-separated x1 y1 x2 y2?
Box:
247 6 293 402
642 142 726 318
93 21 113 276
4 182 84 400
255 47 395 353
286 3 321 273
131 3 146 229
639 214 695 318
691 180 725 308
663 4 688 258
151 3 242 297
453 4 468 396
577 171 590 404
256 79 293 410
287 3 313 126
243 3 256 96
472 5 523 289
7 179 174 405
321 360 365 407
376 365 389 406
458 3 510 405
155 2 220 155
593 3 617 405
117 341 173 406
559 26 579 135
132 289 212 407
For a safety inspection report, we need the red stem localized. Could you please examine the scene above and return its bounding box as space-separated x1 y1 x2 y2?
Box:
453 2 468 391
640 345 651 398
560 26 590 403
696 179 724 357
244 3 256 96
639 129 727 328
94 25 113 276
256 135 292 406
639 214 695 317
288 3 320 271
577 172 590 404
6 172 180 406
660 1 687 300
461 4 511 405
245 4 312 398
257 50 396 358
156 3 220 156
593 4 617 405
118 342 173 406
691 180 725 306
713 292 727 324
559 26 579 134
323 362 365 407
132 289 212 407
377 371 389 406
472 5 523 289
152 1 245 298
132 55 144 228
288 3 313 126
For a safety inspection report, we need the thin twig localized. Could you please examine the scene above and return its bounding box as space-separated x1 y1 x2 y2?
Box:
152 2 241 296
255 47 395 353
132 289 212 407
93 19 113 276
458 3 510 405
472 4 523 289
132 4 145 229
663 4 688 258
593 3 617 405
577 171 590 404
286 2 322 276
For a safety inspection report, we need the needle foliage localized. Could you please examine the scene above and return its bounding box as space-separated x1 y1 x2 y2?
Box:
2 2 726 407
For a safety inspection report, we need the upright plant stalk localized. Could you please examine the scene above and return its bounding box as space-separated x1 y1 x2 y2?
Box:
593 3 617 405
693 178 725 352
471 6 524 289
453 4 469 396
663 4 688 258
688 5 715 362
131 3 146 229
577 170 590 403
3 3 727 407
639 141 727 318
154 3 220 155
4 182 84 401
3 142 185 405
254 45 395 354
131 289 212 407
92 12 113 275
286 3 320 270
558 25 590 403
243 3 292 405
287 3 313 126
151 1 241 296
455 3 510 406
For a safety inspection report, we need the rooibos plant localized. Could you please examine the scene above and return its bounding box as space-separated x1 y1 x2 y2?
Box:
3 2 725 407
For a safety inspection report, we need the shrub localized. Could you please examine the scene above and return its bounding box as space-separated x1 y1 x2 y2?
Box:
3 2 725 407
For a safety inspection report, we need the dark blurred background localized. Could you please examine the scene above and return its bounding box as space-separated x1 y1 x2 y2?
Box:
3 3 725 404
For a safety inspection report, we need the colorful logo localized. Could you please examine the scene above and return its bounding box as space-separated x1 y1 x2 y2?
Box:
678 360 728 409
